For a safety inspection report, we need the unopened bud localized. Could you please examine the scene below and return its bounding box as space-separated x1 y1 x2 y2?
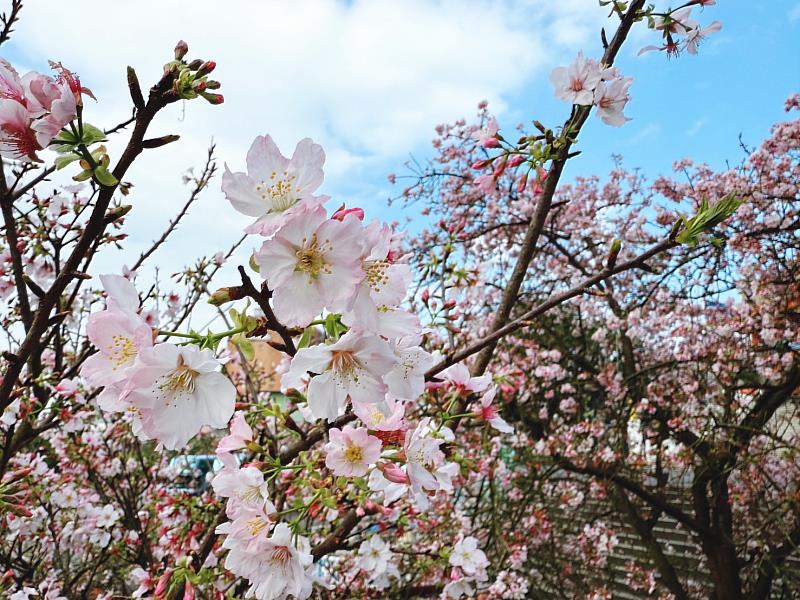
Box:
471 158 492 170
205 79 221 90
155 570 172 598
201 92 224 105
191 79 207 93
5 502 32 518
183 581 196 600
3 467 32 486
516 171 529 193
507 154 525 169
380 462 409 484
196 60 216 76
174 40 189 60
606 239 622 269
492 155 508 179
249 253 260 273
331 206 365 221
187 59 203 70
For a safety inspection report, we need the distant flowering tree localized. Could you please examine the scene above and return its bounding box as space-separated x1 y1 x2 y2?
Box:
1 1 790 600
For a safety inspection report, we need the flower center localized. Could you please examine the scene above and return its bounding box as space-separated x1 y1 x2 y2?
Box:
364 260 390 292
247 516 269 537
160 357 199 395
344 444 364 464
331 350 359 376
295 236 327 278
255 170 300 213
370 408 386 425
570 79 584 92
239 485 263 504
271 545 292 568
109 334 137 369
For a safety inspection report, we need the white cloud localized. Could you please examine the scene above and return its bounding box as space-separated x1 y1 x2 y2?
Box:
4 0 608 320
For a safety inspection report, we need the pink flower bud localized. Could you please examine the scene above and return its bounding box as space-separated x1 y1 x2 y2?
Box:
482 137 501 149
196 61 216 76
201 92 224 105
184 580 196 600
516 171 529 193
507 154 525 168
380 461 409 484
154 570 172 597
471 158 492 170
174 40 189 60
331 206 365 221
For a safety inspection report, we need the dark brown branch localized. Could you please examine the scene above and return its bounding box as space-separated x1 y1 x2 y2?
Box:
427 238 676 378
0 0 22 47
469 0 647 377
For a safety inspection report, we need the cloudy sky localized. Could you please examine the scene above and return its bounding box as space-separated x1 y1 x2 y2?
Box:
4 0 799 308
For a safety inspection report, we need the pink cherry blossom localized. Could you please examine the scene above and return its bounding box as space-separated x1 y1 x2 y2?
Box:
352 395 405 431
593 76 633 127
336 220 412 332
255 205 364 327
324 425 382 477
549 53 602 106
439 363 492 396
216 410 253 457
222 134 327 237
123 343 235 449
80 275 152 390
475 387 513 433
218 522 313 600
282 329 397 421
471 117 500 148
212 464 274 518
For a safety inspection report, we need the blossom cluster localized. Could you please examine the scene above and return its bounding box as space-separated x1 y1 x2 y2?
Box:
0 59 91 161
80 275 236 450
202 135 513 597
549 53 633 126
641 3 722 57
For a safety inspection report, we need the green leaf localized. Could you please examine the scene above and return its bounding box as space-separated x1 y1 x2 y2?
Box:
93 165 118 188
55 129 80 144
80 123 107 146
237 337 255 361
675 194 742 247
55 153 81 170
72 169 93 182
297 327 313 349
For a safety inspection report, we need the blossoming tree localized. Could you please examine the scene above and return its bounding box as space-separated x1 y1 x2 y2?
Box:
1 1 794 599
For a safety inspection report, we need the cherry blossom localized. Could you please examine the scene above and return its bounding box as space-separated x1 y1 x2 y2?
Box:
255 205 364 327
282 329 397 421
450 536 489 576
549 52 601 106
475 387 513 433
324 425 382 477
593 76 633 127
122 343 235 449
222 135 327 237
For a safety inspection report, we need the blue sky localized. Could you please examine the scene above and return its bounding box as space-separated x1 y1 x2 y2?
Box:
547 1 800 187
3 0 799 295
